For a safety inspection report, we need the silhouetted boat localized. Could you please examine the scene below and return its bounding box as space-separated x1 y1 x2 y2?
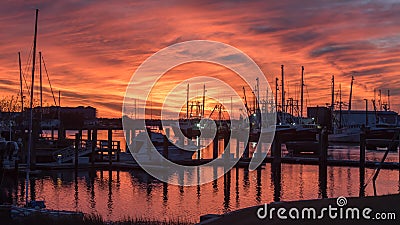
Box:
130 130 196 163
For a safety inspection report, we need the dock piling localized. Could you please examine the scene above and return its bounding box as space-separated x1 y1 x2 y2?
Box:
74 133 80 170
213 136 218 159
108 129 112 167
235 139 239 159
318 128 328 198
163 131 169 160
272 137 281 169
223 136 230 161
91 129 97 167
125 129 131 153
243 142 250 159
359 129 366 197
271 136 282 201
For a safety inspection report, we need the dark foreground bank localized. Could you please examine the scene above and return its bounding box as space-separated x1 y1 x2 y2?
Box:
0 213 193 225
198 194 400 225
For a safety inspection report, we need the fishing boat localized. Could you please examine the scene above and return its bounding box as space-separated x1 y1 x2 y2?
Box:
130 130 196 163
171 83 206 139
365 124 399 151
0 138 20 170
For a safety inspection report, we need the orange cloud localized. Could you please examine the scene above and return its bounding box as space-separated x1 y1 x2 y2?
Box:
1 0 399 117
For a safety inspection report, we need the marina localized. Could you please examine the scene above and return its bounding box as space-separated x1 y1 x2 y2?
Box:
1 2 400 224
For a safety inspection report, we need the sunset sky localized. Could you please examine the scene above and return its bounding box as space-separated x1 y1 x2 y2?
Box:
1 0 399 118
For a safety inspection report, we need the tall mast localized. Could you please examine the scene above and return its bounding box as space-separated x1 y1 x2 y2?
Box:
300 66 304 118
331 75 334 110
339 83 342 128
39 51 43 127
26 8 39 206
265 88 268 114
202 84 205 118
256 77 260 110
374 89 376 104
186 83 189 119
281 65 285 119
348 75 354 111
58 90 61 121
387 89 390 111
18 52 24 113
379 89 382 111
275 77 278 112
230 96 233 119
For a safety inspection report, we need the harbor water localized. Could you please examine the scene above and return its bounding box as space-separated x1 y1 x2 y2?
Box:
1 142 399 222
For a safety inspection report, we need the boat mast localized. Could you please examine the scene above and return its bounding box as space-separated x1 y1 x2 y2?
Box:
202 84 205 118
39 51 43 130
275 77 278 113
58 90 61 121
186 83 189 119
256 77 260 111
18 52 24 113
330 75 334 131
339 83 342 128
348 75 354 111
300 66 304 118
26 8 39 206
331 75 334 110
281 65 285 122
387 89 390 111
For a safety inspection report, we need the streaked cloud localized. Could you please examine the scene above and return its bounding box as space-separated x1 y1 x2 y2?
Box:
0 0 399 116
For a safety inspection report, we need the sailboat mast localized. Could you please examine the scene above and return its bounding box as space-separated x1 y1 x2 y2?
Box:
300 66 304 118
18 52 24 113
26 8 39 206
186 83 189 119
202 84 205 118
331 75 335 110
281 65 285 124
275 77 278 112
39 51 43 126
387 89 390 110
348 75 354 111
339 83 342 128
256 77 260 110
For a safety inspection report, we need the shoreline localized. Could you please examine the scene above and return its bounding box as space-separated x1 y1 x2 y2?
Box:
198 194 400 225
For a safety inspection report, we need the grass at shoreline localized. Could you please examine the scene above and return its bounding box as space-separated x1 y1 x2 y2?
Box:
1 213 194 225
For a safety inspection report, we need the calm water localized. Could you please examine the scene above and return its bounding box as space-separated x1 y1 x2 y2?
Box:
1 162 399 222
3 130 399 222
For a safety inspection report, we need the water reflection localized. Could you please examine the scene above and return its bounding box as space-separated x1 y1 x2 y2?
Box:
318 164 327 199
0 163 399 222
